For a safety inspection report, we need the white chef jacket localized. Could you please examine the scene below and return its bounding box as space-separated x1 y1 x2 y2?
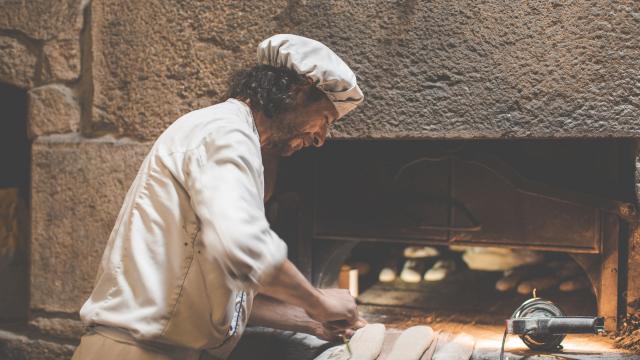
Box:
79 99 288 358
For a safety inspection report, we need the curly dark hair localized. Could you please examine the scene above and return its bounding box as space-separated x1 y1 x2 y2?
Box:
227 64 325 119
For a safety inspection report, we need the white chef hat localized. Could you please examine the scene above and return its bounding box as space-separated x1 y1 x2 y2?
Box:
257 34 364 120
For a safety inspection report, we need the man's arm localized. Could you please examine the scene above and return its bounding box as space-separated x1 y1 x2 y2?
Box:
186 125 360 326
261 147 361 326
187 126 288 290
250 295 356 340
259 259 361 326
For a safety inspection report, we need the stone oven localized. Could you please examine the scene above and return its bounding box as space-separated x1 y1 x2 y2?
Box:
272 139 637 333
0 1 639 359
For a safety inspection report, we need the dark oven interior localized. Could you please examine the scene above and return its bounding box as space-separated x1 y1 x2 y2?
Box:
271 139 638 332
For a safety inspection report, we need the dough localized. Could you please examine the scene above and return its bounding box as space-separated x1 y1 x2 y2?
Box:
495 266 532 292
419 332 439 360
377 329 402 358
517 276 560 295
314 323 386 360
462 247 543 271
385 326 435 360
559 276 590 292
424 259 456 282
349 323 386 360
404 246 439 258
379 258 399 283
379 267 397 282
400 259 426 283
432 333 475 360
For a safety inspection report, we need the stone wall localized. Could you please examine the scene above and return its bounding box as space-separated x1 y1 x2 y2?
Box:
0 0 638 358
0 1 149 357
86 0 640 140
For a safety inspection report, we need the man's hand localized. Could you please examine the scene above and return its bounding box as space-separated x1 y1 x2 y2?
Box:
260 261 365 331
308 317 367 341
249 295 366 341
306 288 359 325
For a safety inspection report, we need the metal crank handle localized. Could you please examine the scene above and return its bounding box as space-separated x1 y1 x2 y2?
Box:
507 316 605 336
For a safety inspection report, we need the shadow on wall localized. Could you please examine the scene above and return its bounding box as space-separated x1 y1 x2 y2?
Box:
0 82 30 324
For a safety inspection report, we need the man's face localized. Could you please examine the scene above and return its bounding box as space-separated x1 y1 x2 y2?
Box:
270 88 339 156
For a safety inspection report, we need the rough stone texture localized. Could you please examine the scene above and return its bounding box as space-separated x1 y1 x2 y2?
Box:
0 0 84 41
91 0 640 140
298 1 640 139
30 137 150 312
42 38 81 82
28 317 85 341
89 0 291 138
0 329 75 360
28 85 81 137
0 36 36 89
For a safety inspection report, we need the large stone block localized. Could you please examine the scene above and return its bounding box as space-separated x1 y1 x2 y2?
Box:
31 137 150 312
29 317 85 341
0 0 84 41
89 0 290 139
0 329 75 360
42 39 82 82
28 85 81 137
91 0 640 140
0 36 37 89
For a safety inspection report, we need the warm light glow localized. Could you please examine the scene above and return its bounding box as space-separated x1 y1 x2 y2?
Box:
474 333 617 354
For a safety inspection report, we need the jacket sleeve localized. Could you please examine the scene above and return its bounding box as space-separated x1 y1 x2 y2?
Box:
185 123 287 290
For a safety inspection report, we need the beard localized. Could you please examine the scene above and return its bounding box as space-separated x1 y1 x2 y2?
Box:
266 119 305 156
267 134 302 156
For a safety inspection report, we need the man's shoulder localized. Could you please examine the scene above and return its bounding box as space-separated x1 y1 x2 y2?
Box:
173 99 254 137
156 99 258 154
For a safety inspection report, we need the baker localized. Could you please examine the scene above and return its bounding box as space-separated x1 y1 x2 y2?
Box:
72 34 365 360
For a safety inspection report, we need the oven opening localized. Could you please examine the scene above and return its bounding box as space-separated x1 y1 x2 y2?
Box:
341 243 596 328
272 138 638 356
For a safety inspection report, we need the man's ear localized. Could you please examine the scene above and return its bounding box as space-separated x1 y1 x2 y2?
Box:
304 75 315 86
293 83 313 107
